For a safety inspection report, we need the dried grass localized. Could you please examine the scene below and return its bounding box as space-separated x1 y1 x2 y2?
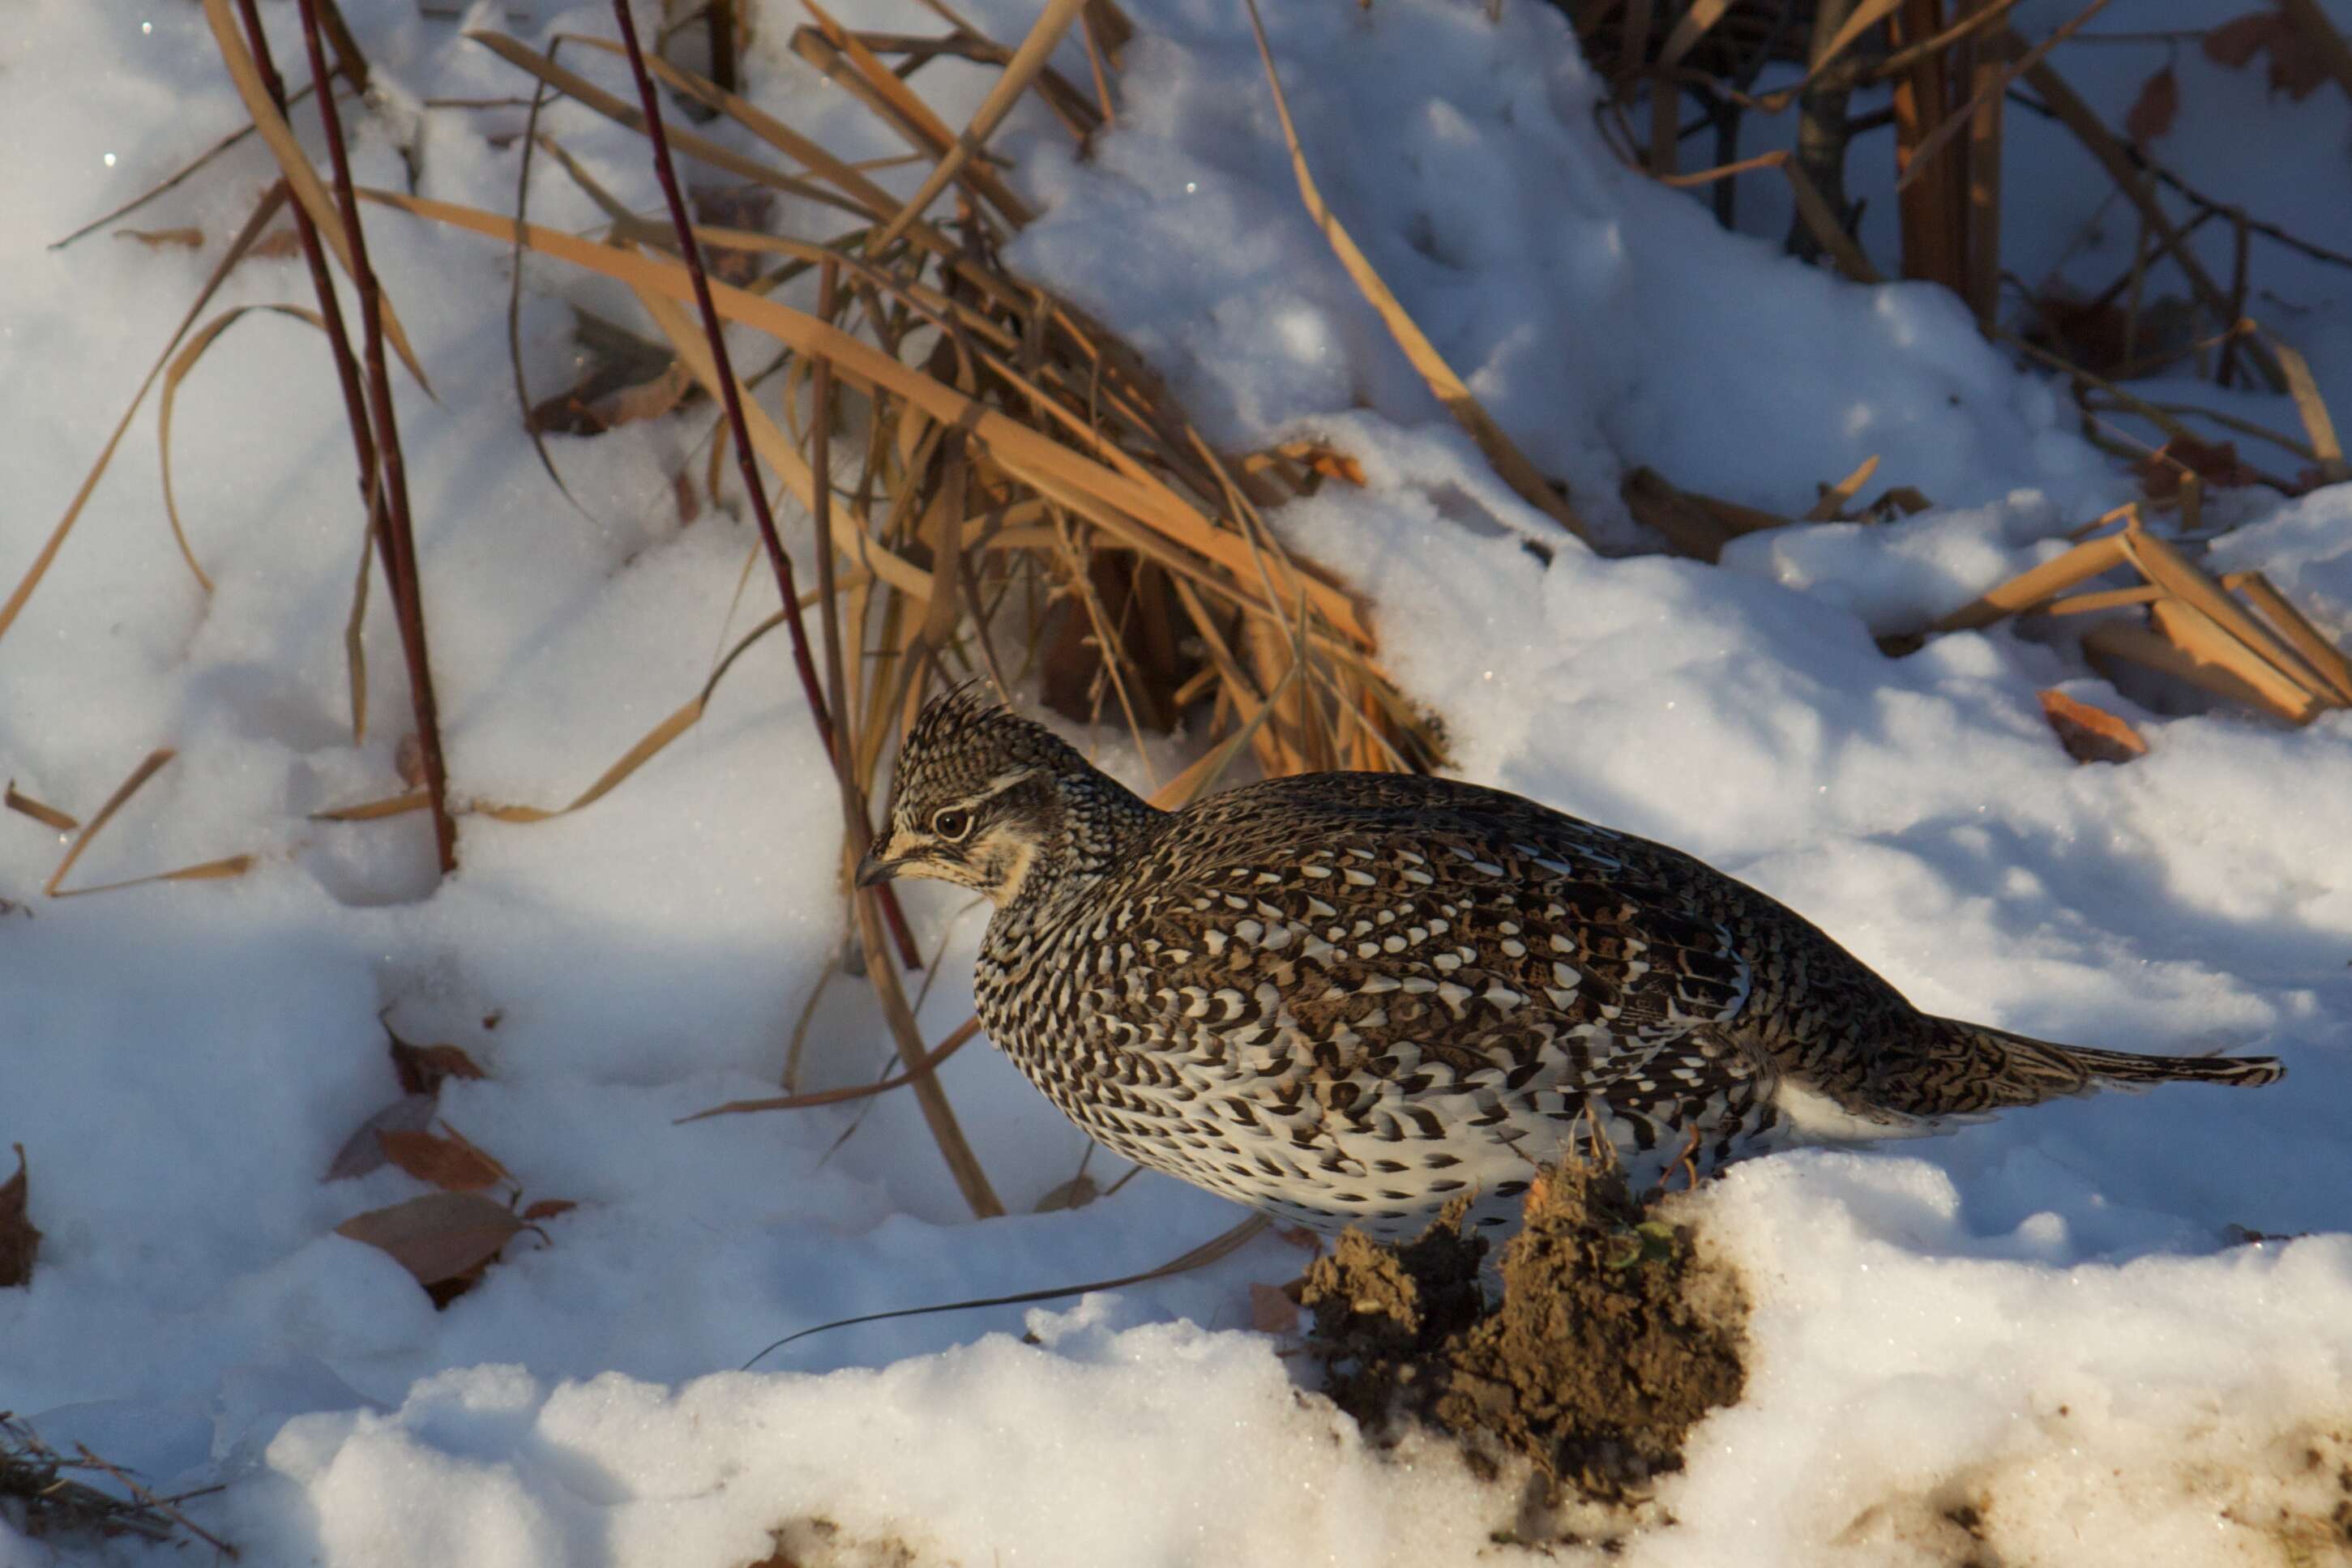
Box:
0 1412 234 1555
303 2 1443 1216
1931 510 2351 728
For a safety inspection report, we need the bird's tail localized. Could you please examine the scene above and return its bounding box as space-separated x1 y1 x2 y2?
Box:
1902 1019 2284 1117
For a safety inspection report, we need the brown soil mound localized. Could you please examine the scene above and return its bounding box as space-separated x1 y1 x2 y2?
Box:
1301 1158 1747 1502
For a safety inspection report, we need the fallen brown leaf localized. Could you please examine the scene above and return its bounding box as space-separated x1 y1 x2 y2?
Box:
1033 1173 1101 1212
1272 1224 1324 1255
2038 689 2149 764
2205 9 2281 68
326 1093 438 1181
0 1145 40 1288
520 1198 577 1222
1864 485 1935 519
2269 36 2330 99
1248 1280 1301 1334
378 1127 511 1193
335 1191 525 1300
2123 65 2179 143
395 733 425 788
388 1030 486 1097
247 227 305 259
2138 435 2262 498
2203 8 2328 98
527 357 693 435
690 185 776 287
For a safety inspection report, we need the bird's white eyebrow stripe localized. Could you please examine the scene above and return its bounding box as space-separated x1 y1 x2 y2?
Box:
959 767 1041 810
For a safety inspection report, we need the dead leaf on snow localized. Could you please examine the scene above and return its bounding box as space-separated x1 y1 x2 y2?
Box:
395 732 426 788
0 1146 40 1288
2038 689 2149 765
520 1198 577 1222
326 1093 438 1181
377 1126 511 1193
246 227 305 259
527 307 698 436
1249 1281 1302 1335
387 1028 486 1097
335 1191 525 1301
1033 1173 1101 1212
690 185 776 287
2137 435 2263 498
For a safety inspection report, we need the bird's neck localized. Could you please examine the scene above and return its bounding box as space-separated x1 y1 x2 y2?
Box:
992 767 1167 940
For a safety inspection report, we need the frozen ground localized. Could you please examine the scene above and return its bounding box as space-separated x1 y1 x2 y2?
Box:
3 0 2351 1564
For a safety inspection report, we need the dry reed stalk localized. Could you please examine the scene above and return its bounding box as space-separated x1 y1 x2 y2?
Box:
361 5 1431 1200
1238 0 1593 544
83 1 1442 1187
1887 0 1969 298
1803 455 1881 521
1924 507 2352 728
41 749 255 899
609 0 990 1211
1962 28 2003 329
1932 532 2130 631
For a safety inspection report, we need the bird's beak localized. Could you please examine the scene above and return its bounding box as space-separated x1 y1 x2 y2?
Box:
854 838 904 888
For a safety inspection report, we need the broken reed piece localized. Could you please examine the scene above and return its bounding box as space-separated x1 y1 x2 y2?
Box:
2223 571 2352 704
1930 512 2352 727
2037 689 2147 764
1931 530 2128 632
2118 528 2333 700
1802 454 1881 522
2087 607 2324 726
1620 467 1791 563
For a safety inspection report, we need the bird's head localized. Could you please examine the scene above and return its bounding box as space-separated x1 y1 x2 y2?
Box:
855 684 1121 909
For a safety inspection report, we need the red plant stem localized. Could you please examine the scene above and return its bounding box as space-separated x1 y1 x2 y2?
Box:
609 0 922 967
810 263 863 841
289 0 459 875
227 4 383 658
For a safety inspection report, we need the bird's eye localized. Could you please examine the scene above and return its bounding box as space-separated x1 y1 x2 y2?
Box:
930 807 974 842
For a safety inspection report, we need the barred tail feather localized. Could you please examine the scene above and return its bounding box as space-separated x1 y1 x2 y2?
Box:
2056 1041 2286 1091
1905 1020 2285 1117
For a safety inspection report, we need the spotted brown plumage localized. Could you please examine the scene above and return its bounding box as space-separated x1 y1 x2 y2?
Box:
856 686 2285 1238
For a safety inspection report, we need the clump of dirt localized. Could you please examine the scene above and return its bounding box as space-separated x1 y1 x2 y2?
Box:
1301 1157 1747 1502
748 1516 924 1568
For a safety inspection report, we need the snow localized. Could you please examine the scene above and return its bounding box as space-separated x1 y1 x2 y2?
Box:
4 0 2352 1564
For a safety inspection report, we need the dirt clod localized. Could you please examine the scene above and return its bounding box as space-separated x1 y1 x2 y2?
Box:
1302 1158 1747 1502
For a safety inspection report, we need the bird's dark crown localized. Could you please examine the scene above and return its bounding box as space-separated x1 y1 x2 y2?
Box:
860 684 1163 909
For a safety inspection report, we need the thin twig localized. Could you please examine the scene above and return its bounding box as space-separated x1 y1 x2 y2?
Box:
605 0 919 970
608 6 977 1213
739 1212 1270 1367
609 0 833 754
293 0 460 874
2003 90 2352 274
70 1443 241 1559
680 1016 983 1122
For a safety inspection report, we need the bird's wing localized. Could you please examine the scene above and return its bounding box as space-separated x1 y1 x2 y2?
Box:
1091 777 1783 1142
